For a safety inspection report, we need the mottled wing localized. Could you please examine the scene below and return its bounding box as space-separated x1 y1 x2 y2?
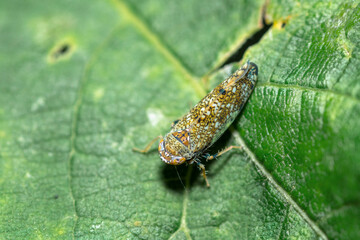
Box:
172 62 258 153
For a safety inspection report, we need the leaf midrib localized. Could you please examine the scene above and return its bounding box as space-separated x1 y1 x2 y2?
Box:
232 130 328 240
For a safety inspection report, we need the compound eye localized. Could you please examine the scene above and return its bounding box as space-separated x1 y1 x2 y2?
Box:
158 140 186 165
158 139 165 152
172 156 186 165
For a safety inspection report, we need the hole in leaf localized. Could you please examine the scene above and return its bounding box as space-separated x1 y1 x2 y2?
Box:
52 44 70 59
59 44 69 54
47 37 76 63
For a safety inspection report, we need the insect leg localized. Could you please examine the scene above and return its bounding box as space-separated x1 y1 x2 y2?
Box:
132 135 162 153
206 146 242 161
195 161 210 187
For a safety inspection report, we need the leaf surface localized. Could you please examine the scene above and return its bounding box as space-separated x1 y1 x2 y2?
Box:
0 0 359 239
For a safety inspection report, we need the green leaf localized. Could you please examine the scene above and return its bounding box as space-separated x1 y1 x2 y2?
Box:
0 0 359 240
244 1 360 239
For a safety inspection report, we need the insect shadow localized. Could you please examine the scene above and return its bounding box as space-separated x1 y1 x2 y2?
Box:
160 129 233 193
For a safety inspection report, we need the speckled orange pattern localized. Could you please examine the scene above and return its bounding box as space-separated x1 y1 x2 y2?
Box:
159 61 258 168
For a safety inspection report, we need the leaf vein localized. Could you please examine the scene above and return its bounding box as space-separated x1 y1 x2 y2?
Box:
110 0 205 97
231 129 328 240
257 81 360 102
276 205 290 240
66 26 123 239
168 166 193 240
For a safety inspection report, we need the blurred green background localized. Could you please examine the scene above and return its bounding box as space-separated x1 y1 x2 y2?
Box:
0 0 359 239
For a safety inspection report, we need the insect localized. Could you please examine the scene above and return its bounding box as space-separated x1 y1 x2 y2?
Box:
133 61 258 187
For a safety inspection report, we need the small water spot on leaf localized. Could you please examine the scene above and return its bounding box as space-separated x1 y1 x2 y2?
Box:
47 37 76 64
90 222 103 232
146 108 165 127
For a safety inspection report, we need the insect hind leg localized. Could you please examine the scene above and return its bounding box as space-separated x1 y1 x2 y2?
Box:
133 135 162 153
206 145 242 161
